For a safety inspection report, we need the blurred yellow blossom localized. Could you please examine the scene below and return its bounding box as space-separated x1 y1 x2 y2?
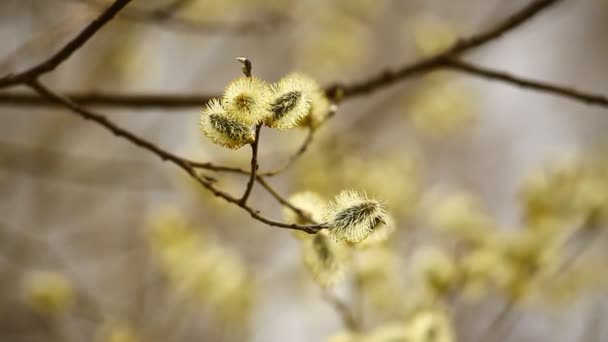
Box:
406 13 458 56
21 270 74 316
410 246 459 296
95 320 140 342
302 229 349 287
146 207 255 324
406 74 478 138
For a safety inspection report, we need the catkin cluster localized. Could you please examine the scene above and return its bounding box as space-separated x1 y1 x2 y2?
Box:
200 72 330 149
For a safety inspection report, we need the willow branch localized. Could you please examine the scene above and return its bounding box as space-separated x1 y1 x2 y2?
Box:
26 79 323 234
326 0 563 100
445 59 608 108
0 91 215 108
0 0 132 88
0 1 564 107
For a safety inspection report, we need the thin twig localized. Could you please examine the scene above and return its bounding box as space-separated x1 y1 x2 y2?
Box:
256 176 315 223
0 0 133 88
27 79 323 234
445 58 608 108
259 127 315 177
240 124 262 205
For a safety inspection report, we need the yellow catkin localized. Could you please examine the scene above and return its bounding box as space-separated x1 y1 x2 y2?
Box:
266 73 315 129
200 99 255 149
325 190 391 244
223 76 273 125
302 229 348 287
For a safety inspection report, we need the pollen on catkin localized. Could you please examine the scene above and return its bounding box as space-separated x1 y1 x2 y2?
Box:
324 190 391 244
200 99 255 149
302 229 348 287
223 76 272 125
266 73 315 129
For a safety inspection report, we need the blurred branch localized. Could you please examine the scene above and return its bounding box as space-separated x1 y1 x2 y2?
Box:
326 0 563 100
445 59 608 108
322 291 360 332
0 0 133 88
79 0 286 35
0 141 171 190
26 79 324 234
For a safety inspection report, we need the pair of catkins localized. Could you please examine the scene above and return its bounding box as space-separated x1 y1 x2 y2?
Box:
200 73 329 149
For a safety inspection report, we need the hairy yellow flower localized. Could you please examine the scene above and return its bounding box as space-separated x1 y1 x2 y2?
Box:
325 190 391 244
200 99 255 149
411 246 459 295
223 76 272 125
22 270 74 315
282 191 326 240
266 73 314 129
302 229 348 287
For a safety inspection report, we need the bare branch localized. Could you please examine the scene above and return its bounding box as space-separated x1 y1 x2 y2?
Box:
0 2 571 109
0 91 214 109
0 0 133 88
326 0 563 100
445 59 608 108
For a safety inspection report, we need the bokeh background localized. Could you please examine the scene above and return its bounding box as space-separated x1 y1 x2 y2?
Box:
1 0 608 341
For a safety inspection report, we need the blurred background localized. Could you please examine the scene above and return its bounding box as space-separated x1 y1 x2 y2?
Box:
1 0 608 341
